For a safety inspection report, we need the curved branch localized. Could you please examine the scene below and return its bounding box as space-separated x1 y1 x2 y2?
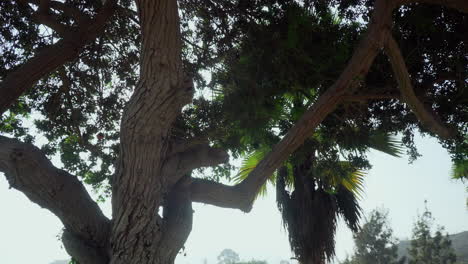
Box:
190 0 398 212
384 33 454 139
0 0 117 115
0 136 110 261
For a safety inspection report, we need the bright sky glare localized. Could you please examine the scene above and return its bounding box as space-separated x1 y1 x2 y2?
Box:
0 134 467 264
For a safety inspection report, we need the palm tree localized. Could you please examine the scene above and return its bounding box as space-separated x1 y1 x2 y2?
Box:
234 132 403 264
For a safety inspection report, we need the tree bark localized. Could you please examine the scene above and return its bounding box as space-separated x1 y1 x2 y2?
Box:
109 0 194 263
0 136 110 264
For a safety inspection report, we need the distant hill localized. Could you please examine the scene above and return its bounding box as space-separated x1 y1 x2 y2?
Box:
397 231 468 264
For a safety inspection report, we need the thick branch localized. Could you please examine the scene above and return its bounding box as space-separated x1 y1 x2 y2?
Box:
384 33 454 139
190 0 397 212
158 176 193 262
162 143 229 188
38 0 50 13
0 0 117 115
0 136 110 261
190 178 251 211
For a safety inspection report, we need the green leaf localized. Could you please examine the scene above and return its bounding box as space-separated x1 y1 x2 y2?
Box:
232 146 275 198
368 132 404 157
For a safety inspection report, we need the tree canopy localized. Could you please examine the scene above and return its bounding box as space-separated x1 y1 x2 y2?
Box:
408 204 458 264
341 208 406 264
0 0 466 264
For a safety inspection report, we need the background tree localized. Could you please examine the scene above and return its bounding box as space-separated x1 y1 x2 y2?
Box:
0 0 466 264
217 249 240 264
216 248 267 264
342 208 405 264
408 203 457 264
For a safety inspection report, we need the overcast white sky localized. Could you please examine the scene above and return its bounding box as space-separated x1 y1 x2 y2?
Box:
1 134 467 264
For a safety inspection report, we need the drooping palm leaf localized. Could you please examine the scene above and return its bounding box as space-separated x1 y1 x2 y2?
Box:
317 161 366 199
451 159 468 180
277 169 338 264
368 132 404 157
339 164 366 199
319 162 364 232
335 185 362 232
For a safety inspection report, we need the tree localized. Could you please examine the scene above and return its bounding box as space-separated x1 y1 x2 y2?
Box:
0 1 466 264
217 249 240 264
216 248 266 264
342 209 405 264
408 203 457 264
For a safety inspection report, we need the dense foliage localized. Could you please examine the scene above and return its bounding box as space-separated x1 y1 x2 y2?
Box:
190 2 467 262
2 0 466 190
0 0 139 192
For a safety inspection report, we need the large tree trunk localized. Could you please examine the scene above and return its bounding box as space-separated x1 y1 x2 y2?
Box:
109 0 193 263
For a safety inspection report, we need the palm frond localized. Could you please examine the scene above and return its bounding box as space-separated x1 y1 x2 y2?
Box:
368 132 404 157
335 186 362 232
324 161 366 199
232 146 275 197
451 159 468 180
340 166 366 199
